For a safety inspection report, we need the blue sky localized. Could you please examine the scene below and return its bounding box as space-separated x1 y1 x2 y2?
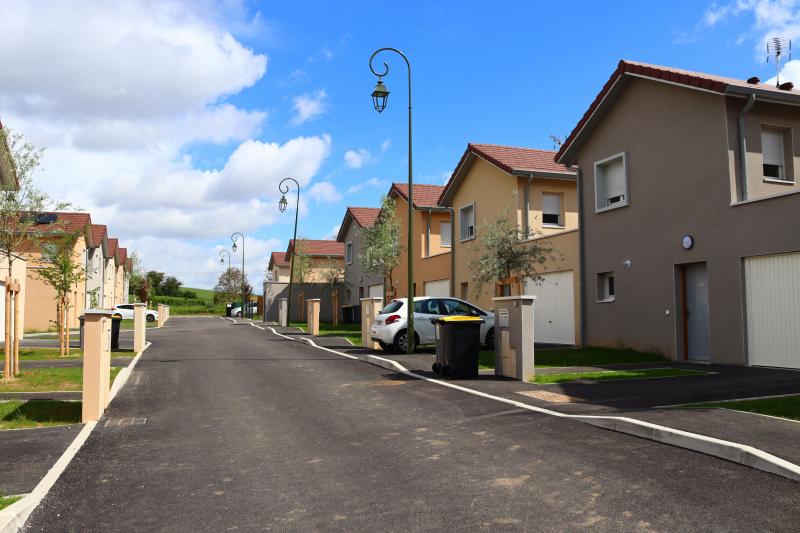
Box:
2 1 797 289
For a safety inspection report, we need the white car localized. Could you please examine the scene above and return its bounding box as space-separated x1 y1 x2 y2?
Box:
231 305 258 318
371 297 495 353
112 304 158 322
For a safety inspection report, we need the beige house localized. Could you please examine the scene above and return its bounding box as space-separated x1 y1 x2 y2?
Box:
86 224 108 309
104 238 119 309
387 183 452 300
267 251 290 282
22 212 92 332
284 239 345 283
439 143 580 344
337 207 384 305
115 247 128 305
556 60 800 367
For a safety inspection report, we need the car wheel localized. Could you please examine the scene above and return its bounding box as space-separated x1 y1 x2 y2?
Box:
378 341 389 351
485 327 495 348
236 312 242 317
146 314 155 322
393 329 419 353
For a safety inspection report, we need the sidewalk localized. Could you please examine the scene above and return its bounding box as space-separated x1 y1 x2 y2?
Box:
265 323 800 472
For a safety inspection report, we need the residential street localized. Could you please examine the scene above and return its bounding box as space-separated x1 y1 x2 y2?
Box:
25 317 800 532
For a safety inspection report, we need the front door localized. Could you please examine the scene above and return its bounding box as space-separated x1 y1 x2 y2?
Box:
684 263 710 362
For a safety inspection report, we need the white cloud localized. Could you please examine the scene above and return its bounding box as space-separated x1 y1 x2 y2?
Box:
380 139 392 153
324 225 341 240
307 181 343 204
346 177 389 194
291 90 329 125
344 148 373 168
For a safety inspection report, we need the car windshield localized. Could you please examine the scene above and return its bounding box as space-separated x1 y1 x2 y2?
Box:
441 299 483 316
413 299 442 314
380 300 403 314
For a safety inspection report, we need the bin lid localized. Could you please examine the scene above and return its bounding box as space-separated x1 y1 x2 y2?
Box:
432 315 484 324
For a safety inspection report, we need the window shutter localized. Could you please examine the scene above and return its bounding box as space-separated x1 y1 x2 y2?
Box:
440 222 451 246
605 159 626 201
542 193 561 215
762 129 784 167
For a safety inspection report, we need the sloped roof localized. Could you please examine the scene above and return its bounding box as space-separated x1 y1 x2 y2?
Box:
390 183 446 209
108 238 119 260
90 224 107 248
27 212 92 241
556 59 800 164
269 251 289 268
287 239 344 257
118 247 128 267
336 206 381 242
439 143 576 205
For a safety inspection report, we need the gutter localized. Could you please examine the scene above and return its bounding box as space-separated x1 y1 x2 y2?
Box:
738 93 756 201
576 167 586 346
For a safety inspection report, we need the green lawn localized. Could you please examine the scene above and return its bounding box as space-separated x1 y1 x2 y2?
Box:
532 367 708 385
118 319 158 330
477 346 668 371
687 395 800 421
291 321 362 345
19 348 83 360
0 495 22 510
0 367 122 392
0 399 81 430
479 350 495 370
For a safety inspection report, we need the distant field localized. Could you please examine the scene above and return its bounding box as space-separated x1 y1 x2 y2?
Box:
184 287 215 303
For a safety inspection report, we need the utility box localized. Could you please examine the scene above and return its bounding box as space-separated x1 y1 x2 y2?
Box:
279 298 288 327
306 298 320 336
492 296 536 381
360 297 383 349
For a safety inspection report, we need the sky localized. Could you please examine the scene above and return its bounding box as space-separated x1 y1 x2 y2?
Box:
1 0 799 290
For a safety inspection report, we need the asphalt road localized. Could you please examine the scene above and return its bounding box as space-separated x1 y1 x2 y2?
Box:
24 317 800 532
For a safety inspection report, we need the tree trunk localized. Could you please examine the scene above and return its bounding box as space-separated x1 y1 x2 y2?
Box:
3 281 10 380
64 295 71 356
13 283 20 377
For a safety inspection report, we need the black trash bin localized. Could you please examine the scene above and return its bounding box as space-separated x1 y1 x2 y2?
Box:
431 316 483 378
341 305 354 324
79 316 85 348
111 314 122 350
225 303 233 317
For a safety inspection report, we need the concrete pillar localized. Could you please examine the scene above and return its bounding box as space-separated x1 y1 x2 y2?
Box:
360 297 383 349
133 303 146 354
306 299 320 336
82 309 113 422
165 305 170 321
492 296 536 381
279 298 288 327
157 304 165 327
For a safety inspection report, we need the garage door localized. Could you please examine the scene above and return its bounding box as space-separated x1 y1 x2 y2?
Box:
368 283 384 304
524 271 575 345
424 279 450 297
745 252 800 369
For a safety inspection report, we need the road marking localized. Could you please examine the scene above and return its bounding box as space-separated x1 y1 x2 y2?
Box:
262 326 800 482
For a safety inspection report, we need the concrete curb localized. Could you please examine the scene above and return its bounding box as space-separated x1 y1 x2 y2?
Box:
0 343 153 532
262 325 800 482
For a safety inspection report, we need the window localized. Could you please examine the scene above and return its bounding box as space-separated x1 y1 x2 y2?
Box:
381 300 403 314
459 204 475 241
440 299 483 316
542 193 562 227
594 153 628 211
440 222 451 247
345 242 353 264
597 272 615 302
762 127 790 182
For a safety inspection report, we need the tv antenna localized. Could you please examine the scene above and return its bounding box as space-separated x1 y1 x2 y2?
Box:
767 37 791 87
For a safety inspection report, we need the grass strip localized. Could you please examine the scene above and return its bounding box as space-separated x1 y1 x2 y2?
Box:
532 367 707 385
0 367 122 393
0 400 81 430
0 495 22 510
534 346 668 368
685 395 800 422
18 348 83 360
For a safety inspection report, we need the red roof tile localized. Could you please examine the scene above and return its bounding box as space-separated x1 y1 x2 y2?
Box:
29 212 91 235
390 183 446 208
108 238 119 258
468 144 573 175
556 59 800 163
90 224 107 248
118 247 128 265
287 239 344 257
348 207 381 228
270 251 289 267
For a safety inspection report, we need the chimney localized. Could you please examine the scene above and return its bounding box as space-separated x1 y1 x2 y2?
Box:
779 81 795 91
747 76 760 84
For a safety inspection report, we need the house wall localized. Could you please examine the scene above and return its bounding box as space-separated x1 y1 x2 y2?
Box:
85 247 104 308
263 281 347 322
103 257 115 309
390 195 452 299
341 221 383 306
114 264 124 305
575 77 800 364
289 255 345 284
271 264 290 282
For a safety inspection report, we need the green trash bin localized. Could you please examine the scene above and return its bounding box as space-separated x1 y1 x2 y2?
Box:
431 316 484 378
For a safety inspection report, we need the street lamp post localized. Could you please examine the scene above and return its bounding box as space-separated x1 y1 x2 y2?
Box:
231 232 246 318
369 47 415 354
278 178 300 325
219 250 230 270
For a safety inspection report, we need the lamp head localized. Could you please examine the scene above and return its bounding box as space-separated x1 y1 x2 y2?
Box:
371 79 389 113
232 241 237 252
220 257 224 265
279 194 288 213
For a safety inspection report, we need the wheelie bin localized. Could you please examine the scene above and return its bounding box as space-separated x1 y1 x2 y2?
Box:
431 316 483 378
111 314 122 350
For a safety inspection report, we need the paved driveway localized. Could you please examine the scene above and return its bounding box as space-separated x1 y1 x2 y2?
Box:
24 317 800 532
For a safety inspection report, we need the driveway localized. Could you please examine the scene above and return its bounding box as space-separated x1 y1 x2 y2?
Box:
23 317 800 531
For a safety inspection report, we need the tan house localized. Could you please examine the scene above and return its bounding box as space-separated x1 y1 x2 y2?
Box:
115 247 128 305
439 143 580 344
336 207 384 305
284 239 345 283
23 212 92 332
85 224 109 309
267 251 290 282
387 183 452 300
104 238 119 309
556 60 800 368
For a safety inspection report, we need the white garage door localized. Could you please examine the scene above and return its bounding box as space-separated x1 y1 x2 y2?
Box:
368 283 384 304
424 279 450 297
524 271 575 345
745 252 800 369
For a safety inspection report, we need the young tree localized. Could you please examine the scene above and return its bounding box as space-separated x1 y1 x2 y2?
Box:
360 195 402 300
36 231 85 356
468 200 554 298
146 271 165 295
128 252 146 301
160 276 182 296
214 267 251 304
291 240 312 283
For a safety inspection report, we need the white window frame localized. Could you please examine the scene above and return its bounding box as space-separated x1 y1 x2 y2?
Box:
761 126 794 184
594 152 629 213
597 272 615 303
440 221 452 248
345 242 353 265
541 192 564 228
459 202 476 242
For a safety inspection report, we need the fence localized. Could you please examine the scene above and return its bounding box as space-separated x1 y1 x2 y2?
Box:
263 282 346 323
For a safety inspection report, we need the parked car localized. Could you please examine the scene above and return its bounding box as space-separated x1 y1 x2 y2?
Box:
112 304 158 322
371 297 495 353
231 305 258 318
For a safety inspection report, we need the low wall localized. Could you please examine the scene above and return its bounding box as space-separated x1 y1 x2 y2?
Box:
263 282 346 323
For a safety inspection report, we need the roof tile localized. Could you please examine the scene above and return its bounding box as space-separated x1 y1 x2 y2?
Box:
391 183 446 208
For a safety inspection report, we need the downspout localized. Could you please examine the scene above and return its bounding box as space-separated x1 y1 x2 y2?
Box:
446 207 455 297
576 166 586 346
738 94 756 201
525 174 534 235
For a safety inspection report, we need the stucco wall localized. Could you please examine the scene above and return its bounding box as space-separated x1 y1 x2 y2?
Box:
341 221 383 306
85 247 104 308
103 257 115 309
576 77 800 364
